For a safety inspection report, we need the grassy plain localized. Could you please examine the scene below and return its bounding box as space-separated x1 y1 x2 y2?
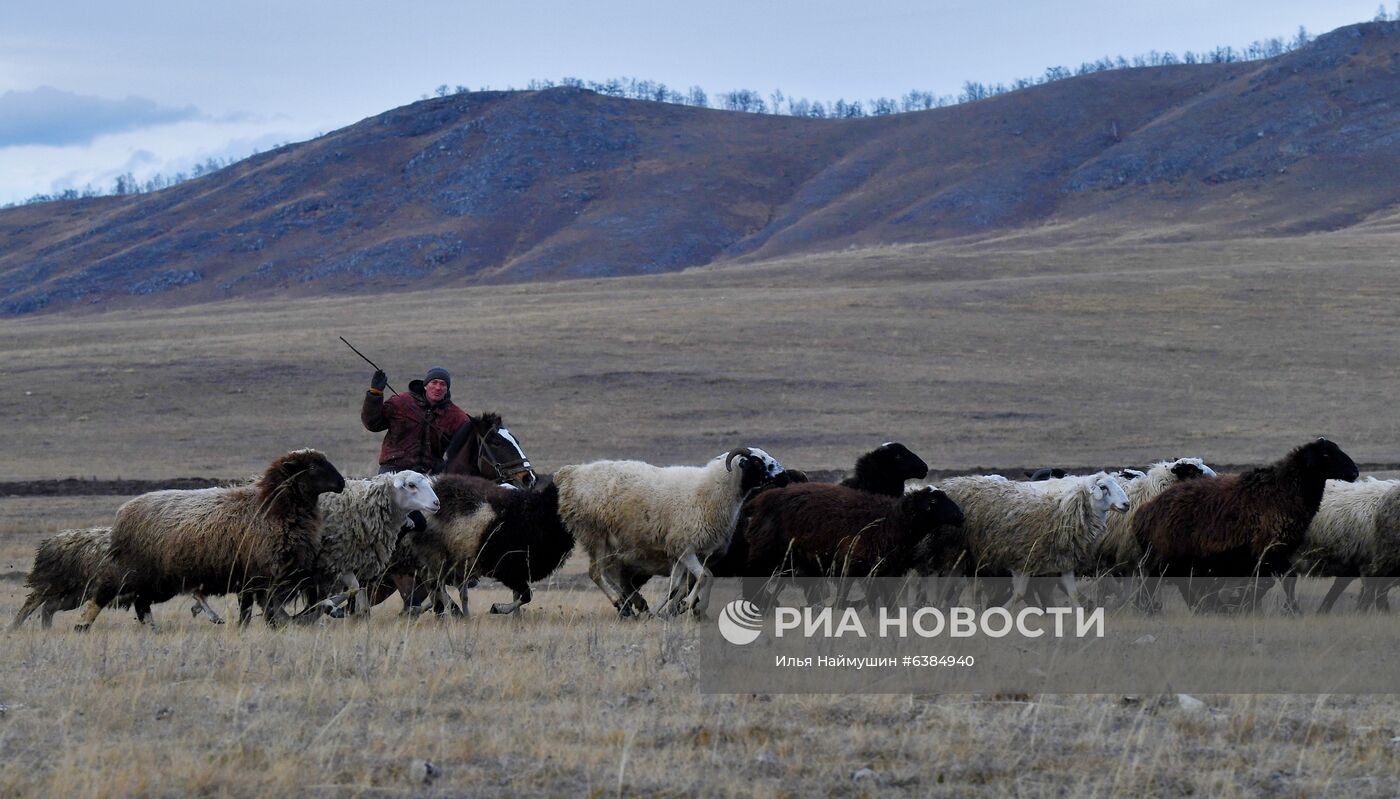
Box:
3 233 1400 795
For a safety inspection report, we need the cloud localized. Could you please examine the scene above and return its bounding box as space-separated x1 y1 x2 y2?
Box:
0 86 199 147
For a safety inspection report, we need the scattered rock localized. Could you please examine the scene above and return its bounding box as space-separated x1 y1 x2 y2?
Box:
1177 694 1206 713
409 759 441 785
154 707 173 721
1133 634 1156 645
852 767 878 784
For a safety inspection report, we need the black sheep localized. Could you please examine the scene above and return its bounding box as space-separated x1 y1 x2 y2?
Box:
1134 438 1359 611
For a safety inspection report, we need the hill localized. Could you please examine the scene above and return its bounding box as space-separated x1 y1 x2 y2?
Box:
3 21 1399 315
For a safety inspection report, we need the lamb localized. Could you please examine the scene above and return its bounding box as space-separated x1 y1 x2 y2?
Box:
73 449 345 630
935 472 1130 606
741 484 964 604
11 528 140 630
302 470 440 617
839 442 929 496
1133 438 1358 612
1088 458 1216 607
391 474 574 615
1280 477 1400 613
556 446 787 617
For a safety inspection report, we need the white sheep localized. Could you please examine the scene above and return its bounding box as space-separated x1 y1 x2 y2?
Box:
936 471 1129 606
1282 477 1400 612
555 446 786 617
304 470 440 617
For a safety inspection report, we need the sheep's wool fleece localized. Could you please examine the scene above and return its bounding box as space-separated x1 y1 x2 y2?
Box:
317 475 406 580
941 475 1107 575
556 458 745 563
1096 460 1208 571
1297 478 1400 573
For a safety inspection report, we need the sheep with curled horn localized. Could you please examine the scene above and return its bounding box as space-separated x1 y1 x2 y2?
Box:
1134 438 1358 613
72 449 345 631
1279 477 1400 613
555 446 787 617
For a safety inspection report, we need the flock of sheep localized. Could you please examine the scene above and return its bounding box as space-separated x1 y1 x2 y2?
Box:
11 433 1397 631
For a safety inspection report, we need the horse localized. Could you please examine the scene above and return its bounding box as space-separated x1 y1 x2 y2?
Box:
439 411 537 488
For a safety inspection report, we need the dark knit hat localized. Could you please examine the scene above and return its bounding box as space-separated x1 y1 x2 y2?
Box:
424 366 451 387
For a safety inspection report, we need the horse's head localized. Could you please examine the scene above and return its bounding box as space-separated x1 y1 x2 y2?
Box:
442 412 538 488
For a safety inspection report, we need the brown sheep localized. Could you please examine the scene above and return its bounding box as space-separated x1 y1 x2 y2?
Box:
73 449 345 630
1133 438 1358 612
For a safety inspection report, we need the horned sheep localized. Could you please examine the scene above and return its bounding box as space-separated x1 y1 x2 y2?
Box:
555 447 786 617
73 449 345 630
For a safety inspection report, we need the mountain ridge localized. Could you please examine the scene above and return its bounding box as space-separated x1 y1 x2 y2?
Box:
3 20 1399 315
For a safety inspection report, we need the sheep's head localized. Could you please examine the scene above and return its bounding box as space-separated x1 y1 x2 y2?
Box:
722 446 787 497
1088 472 1130 513
1025 467 1068 481
899 487 965 572
870 442 930 481
263 449 345 501
392 470 441 515
899 486 964 531
1115 468 1147 482
1168 457 1216 481
1298 438 1359 482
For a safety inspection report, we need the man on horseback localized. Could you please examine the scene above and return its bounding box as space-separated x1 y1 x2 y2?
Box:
361 365 471 475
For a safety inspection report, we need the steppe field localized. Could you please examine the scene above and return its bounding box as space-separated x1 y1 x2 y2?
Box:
3 234 1400 796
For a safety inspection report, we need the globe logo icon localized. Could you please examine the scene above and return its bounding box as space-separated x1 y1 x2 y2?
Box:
717 599 764 645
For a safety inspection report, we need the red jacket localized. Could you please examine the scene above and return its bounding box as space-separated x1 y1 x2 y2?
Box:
361 380 471 473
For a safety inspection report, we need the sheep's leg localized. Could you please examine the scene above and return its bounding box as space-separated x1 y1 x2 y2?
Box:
1058 571 1083 607
1280 573 1302 614
189 592 226 624
73 598 105 632
10 593 42 630
456 581 471 616
1005 573 1031 607
1318 576 1354 614
655 556 693 617
1374 578 1395 612
40 599 62 629
491 584 531 615
678 551 714 617
134 599 155 627
587 557 634 617
237 592 257 627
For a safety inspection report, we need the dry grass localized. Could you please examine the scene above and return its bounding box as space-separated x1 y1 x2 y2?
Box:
2 233 1398 481
4 234 1400 795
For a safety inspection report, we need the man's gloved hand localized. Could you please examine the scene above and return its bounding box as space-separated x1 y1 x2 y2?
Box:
370 370 388 391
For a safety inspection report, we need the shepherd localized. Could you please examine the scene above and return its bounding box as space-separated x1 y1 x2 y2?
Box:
362 365 472 476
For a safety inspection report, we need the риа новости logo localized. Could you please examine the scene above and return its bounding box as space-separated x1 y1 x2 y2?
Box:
717 599 764 645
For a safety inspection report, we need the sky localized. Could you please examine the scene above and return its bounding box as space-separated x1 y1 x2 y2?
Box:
0 1 1390 206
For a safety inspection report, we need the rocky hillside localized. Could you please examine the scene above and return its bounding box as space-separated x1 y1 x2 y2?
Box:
3 21 1399 315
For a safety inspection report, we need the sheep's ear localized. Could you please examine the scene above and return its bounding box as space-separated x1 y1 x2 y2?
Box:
393 475 406 490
